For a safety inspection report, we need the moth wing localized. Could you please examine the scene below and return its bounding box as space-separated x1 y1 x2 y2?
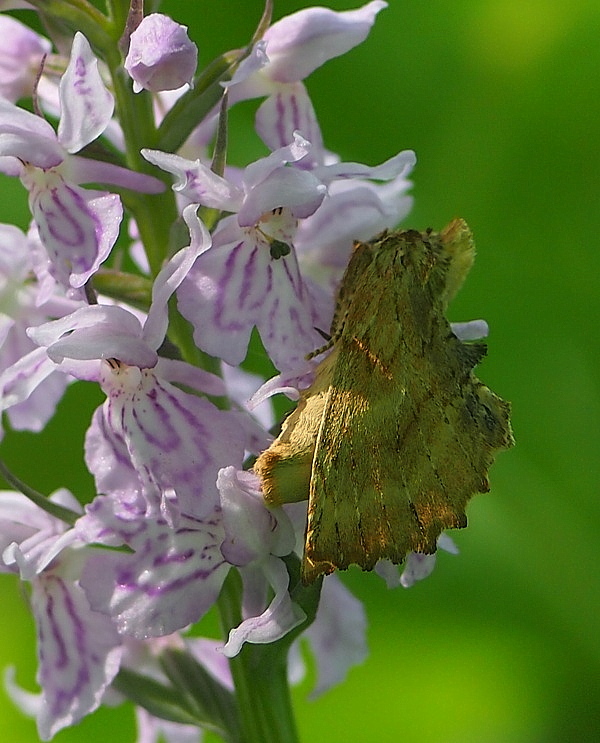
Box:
302 341 418 583
302 331 512 584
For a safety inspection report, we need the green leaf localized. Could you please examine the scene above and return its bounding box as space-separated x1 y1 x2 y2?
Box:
112 668 203 727
155 48 246 154
160 648 241 741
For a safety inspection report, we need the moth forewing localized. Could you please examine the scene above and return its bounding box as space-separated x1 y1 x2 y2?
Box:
255 220 514 585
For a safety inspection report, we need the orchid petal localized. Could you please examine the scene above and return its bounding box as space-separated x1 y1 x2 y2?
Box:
124 14 198 94
28 304 143 352
135 707 201 743
143 205 211 350
79 506 230 638
222 557 305 657
94 366 245 519
4 666 42 720
295 181 414 277
261 1 387 83
155 357 226 398
66 155 165 194
32 576 122 739
142 149 243 211
188 637 233 691
451 319 489 341
6 527 81 581
25 175 122 289
255 83 323 158
314 148 416 184
242 131 312 190
0 100 63 168
177 231 325 371
0 346 57 415
0 491 58 563
222 362 276 431
0 15 51 102
399 552 437 588
226 40 269 93
48 326 157 368
57 33 114 153
237 167 325 226
84 408 145 507
219 467 295 566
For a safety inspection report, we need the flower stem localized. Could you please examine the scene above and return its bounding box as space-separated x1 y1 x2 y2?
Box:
218 571 300 743
103 48 179 274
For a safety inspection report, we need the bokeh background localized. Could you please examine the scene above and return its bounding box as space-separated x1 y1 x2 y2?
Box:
1 0 599 741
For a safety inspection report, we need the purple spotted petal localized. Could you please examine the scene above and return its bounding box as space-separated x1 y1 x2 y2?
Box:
255 83 323 159
91 363 245 519
79 503 230 638
57 33 114 154
0 487 122 743
222 558 305 657
302 575 367 697
31 575 122 739
84 408 146 509
177 227 325 371
24 172 122 289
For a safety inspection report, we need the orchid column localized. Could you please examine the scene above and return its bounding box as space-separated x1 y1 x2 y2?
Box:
0 3 452 742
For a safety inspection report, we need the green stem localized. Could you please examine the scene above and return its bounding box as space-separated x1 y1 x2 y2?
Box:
104 47 179 274
218 571 300 743
30 0 111 49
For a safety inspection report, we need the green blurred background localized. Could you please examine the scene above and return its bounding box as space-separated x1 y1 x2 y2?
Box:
1 0 599 741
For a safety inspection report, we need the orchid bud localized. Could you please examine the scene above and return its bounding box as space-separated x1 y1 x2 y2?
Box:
124 13 198 93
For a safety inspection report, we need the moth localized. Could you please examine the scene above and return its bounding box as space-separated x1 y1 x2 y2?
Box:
254 219 514 584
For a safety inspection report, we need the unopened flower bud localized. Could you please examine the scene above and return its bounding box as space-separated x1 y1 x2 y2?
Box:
124 13 198 93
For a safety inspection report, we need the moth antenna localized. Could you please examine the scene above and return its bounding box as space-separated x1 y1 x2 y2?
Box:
306 337 334 359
